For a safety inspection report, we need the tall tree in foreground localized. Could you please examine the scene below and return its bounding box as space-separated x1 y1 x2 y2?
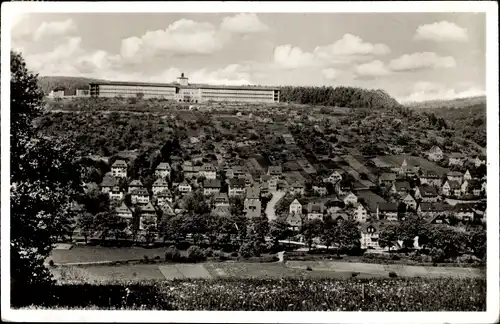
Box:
10 51 82 305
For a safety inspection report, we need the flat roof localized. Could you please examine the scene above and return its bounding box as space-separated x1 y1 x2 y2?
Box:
89 80 280 91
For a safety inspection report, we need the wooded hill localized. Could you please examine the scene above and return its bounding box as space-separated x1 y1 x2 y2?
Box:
38 76 103 96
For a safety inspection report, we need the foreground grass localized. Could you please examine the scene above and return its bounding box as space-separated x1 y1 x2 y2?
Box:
16 277 485 311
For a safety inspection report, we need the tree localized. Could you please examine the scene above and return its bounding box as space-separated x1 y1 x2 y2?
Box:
10 51 83 301
269 216 292 247
332 220 361 256
378 225 399 251
301 219 323 250
467 228 486 260
249 215 270 245
77 212 96 244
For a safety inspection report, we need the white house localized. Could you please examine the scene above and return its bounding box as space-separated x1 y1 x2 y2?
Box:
401 194 417 210
128 179 144 194
463 169 473 181
307 203 324 221
286 213 302 231
376 203 398 221
342 192 358 206
199 164 217 180
109 186 124 202
447 171 464 183
155 162 171 179
448 152 465 166
414 186 439 203
178 181 192 194
111 160 128 178
131 188 150 205
312 185 328 196
353 203 368 223
428 146 444 161
115 203 133 219
138 202 157 231
156 189 173 206
101 176 117 193
203 179 222 196
289 199 303 215
228 178 246 197
360 223 381 250
323 170 343 184
474 155 486 168
419 171 442 187
453 204 475 221
152 178 169 195
289 182 305 195
442 180 461 197
214 192 230 207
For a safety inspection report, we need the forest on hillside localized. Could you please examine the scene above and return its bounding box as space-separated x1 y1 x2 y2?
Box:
38 76 103 96
279 86 402 109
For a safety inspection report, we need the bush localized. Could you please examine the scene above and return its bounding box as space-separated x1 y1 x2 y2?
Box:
154 256 160 260
388 271 398 278
186 245 206 262
165 245 181 262
204 247 214 257
306 266 313 271
391 255 401 261
351 272 359 278
48 260 55 267
430 248 446 263
230 251 239 258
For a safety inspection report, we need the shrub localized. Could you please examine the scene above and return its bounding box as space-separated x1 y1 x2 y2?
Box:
230 251 239 258
388 271 398 278
165 245 181 262
143 255 149 263
306 266 313 271
204 247 214 257
391 255 401 261
351 272 359 278
187 245 206 262
154 256 160 260
430 248 446 263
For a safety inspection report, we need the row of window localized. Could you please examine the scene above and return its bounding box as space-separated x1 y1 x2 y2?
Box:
201 91 275 96
99 85 176 92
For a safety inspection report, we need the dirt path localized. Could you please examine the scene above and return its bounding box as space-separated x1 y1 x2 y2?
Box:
265 190 286 221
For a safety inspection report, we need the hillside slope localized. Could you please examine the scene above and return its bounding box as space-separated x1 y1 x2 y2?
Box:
38 76 105 96
405 96 486 109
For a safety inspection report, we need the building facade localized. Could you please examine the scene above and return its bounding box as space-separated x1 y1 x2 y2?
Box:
89 73 280 104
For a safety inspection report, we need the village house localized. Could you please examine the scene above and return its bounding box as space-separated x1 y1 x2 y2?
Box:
199 164 217 180
286 213 302 231
306 202 325 221
289 181 305 195
244 185 261 218
342 192 358 206
312 185 328 196
428 146 444 162
267 166 283 180
453 204 475 222
463 169 473 181
378 172 397 186
335 180 352 196
203 179 222 196
178 181 192 194
390 181 411 196
182 161 199 179
100 176 117 193
152 178 169 195
111 159 128 178
156 189 173 206
376 202 398 221
474 155 486 168
115 203 134 233
109 186 124 202
448 152 465 166
442 180 461 197
128 179 143 194
447 171 464 183
461 179 482 197
328 207 349 222
419 171 442 187
131 188 150 205
226 165 246 179
228 178 246 197
360 223 381 250
161 202 175 217
214 192 230 207
401 193 417 210
138 202 157 231
268 178 278 192
414 186 439 203
289 199 303 215
238 172 254 186
395 158 419 176
323 170 343 184
353 203 368 223
155 162 171 179
417 203 451 218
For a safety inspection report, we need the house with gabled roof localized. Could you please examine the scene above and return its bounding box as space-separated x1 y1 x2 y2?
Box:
463 169 473 181
376 202 398 221
178 180 192 194
109 186 124 202
474 155 486 168
419 171 442 187
214 192 230 207
414 186 439 203
286 213 302 231
137 202 157 231
461 179 482 197
289 199 303 215
312 185 328 196
199 163 217 180
156 189 173 206
328 207 349 222
101 175 117 193
447 171 464 183
442 180 461 197
323 170 343 184
267 166 283 179
128 179 144 194
352 203 368 223
115 203 134 233
161 202 175 217
448 152 465 166
378 172 397 186
203 179 221 196
360 222 382 250
182 161 199 179
453 203 475 221
342 191 358 206
155 162 171 179
390 181 411 196
111 159 128 178
306 202 325 221
244 185 261 218
428 146 444 162
228 178 246 197
131 188 150 205
401 193 417 210
417 203 451 218
152 178 169 195
289 181 305 196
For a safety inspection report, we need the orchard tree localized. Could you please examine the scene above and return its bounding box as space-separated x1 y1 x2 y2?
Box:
10 51 83 300
333 219 361 256
378 225 399 251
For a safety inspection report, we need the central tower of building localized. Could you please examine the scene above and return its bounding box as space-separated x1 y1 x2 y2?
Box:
177 73 189 86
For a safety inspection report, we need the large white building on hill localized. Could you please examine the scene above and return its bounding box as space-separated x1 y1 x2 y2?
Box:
89 73 280 103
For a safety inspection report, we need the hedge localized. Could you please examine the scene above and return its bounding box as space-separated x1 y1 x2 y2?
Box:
14 277 486 311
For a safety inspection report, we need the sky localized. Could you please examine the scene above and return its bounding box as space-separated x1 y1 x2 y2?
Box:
10 12 486 102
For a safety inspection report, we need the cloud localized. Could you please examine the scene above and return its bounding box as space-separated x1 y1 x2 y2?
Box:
399 81 485 103
220 13 268 33
33 19 77 42
120 19 229 60
414 21 469 42
322 68 338 80
273 44 318 69
389 52 456 72
354 60 390 77
274 34 390 69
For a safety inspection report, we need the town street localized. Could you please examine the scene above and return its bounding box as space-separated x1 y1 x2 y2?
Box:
265 190 286 221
